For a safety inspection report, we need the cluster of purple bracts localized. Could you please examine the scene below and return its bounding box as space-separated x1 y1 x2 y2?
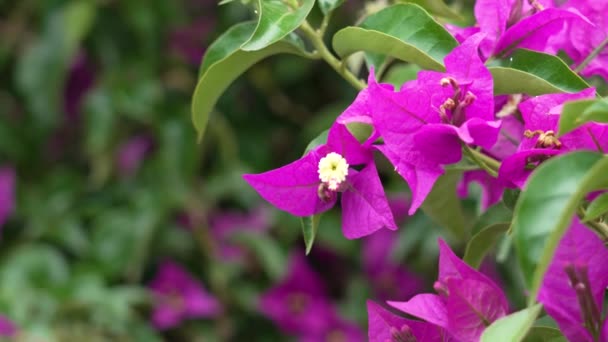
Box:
244 0 608 340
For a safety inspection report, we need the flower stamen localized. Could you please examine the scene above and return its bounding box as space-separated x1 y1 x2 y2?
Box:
318 152 349 191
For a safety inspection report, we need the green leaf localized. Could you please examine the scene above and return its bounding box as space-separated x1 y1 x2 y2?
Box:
192 22 309 140
332 4 458 71
420 170 467 241
523 327 567 342
583 192 608 222
463 223 510 269
301 214 322 255
471 202 512 235
512 151 608 304
303 129 329 155
503 188 521 211
318 0 345 15
398 0 462 20
241 0 315 51
489 49 590 95
558 98 608 136
481 304 543 342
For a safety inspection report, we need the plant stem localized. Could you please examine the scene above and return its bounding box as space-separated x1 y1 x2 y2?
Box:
577 206 608 243
574 36 608 74
461 144 500 177
299 21 367 91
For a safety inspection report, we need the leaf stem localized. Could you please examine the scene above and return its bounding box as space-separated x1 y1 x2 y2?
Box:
299 21 367 91
461 143 500 177
574 36 608 74
577 206 608 243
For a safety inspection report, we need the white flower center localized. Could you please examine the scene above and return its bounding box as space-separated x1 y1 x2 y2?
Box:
318 152 349 191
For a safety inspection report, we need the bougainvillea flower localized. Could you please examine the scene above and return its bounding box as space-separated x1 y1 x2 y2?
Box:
208 206 271 261
244 122 396 239
558 0 608 80
455 0 591 59
259 253 336 336
368 301 453 342
388 240 509 341
0 315 17 338
370 33 500 214
457 170 505 210
538 219 608 341
0 167 15 230
64 52 95 120
116 135 154 177
149 260 221 330
498 89 608 188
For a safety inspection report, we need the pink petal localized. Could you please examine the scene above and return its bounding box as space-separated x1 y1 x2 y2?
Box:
326 122 372 166
243 150 336 217
474 0 512 57
367 301 444 342
498 149 561 188
341 163 397 239
388 294 448 329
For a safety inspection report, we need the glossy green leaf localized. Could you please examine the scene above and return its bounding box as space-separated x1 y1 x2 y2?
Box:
192 22 309 139
558 98 608 135
241 0 315 51
523 327 567 342
318 0 345 15
398 0 462 20
481 304 543 342
332 4 458 71
583 192 608 222
301 214 322 255
471 202 512 235
420 170 467 241
463 223 510 269
512 151 608 304
489 49 590 95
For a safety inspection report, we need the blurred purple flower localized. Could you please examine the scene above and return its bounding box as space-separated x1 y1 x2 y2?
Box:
148 260 221 330
362 197 425 302
259 253 335 336
209 206 271 261
539 219 608 341
170 18 217 65
300 314 365 342
115 135 154 177
0 315 17 338
0 167 15 230
389 239 509 341
63 52 95 120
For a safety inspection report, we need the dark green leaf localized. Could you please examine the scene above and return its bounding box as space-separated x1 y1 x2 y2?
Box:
192 22 310 139
558 98 608 136
471 202 512 235
489 49 590 95
481 304 543 342
503 188 521 211
583 192 608 222
301 214 322 255
420 170 467 241
241 0 315 51
318 0 345 15
398 0 462 20
303 129 329 155
332 4 458 71
463 223 510 269
524 327 567 342
512 151 608 303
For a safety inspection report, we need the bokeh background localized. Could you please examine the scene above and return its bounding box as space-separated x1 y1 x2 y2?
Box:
0 0 520 341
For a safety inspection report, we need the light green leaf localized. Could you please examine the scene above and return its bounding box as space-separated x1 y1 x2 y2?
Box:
489 49 590 95
241 0 315 51
481 304 543 342
318 0 345 15
301 214 322 255
463 223 510 269
398 0 462 20
558 98 608 136
583 192 608 222
192 22 310 139
512 151 608 304
332 4 458 71
420 170 467 241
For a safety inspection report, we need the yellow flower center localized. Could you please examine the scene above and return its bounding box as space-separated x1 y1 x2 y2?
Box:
318 152 349 191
